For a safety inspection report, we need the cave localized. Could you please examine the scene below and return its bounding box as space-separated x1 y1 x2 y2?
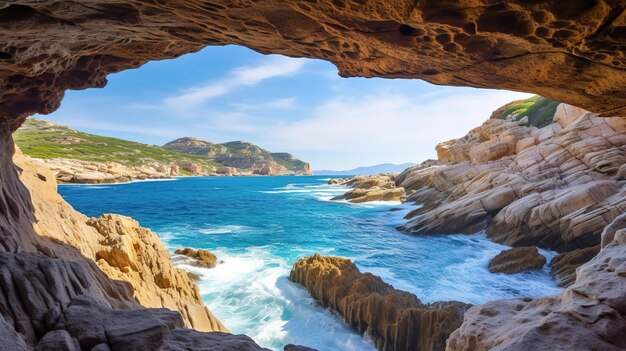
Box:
0 1 625 351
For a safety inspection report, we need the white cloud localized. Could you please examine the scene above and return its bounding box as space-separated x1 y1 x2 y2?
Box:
164 56 306 111
232 97 297 111
258 89 534 169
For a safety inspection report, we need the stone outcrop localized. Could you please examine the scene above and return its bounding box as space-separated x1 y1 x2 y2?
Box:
0 138 271 350
174 248 219 269
33 157 185 183
487 246 547 274
548 245 601 287
2 1 626 130
16 152 226 333
330 174 405 203
446 213 626 351
397 103 626 253
290 254 469 351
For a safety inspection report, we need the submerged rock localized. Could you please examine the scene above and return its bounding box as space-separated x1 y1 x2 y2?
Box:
488 246 546 274
549 245 601 287
174 248 218 269
289 254 469 351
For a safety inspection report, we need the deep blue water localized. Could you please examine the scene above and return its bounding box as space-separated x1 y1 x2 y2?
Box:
59 176 561 350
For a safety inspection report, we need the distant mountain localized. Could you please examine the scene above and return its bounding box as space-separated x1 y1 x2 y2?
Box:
314 163 416 176
163 137 311 175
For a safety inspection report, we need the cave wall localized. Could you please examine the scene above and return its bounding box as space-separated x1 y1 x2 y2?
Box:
1 0 626 131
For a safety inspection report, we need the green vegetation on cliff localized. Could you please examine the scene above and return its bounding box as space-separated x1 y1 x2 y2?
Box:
494 96 559 128
163 138 311 174
15 118 311 175
14 118 221 171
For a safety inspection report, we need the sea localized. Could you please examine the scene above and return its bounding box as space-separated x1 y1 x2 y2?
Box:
59 176 561 351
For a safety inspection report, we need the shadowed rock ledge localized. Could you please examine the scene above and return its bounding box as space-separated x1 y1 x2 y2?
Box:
289 254 469 351
2 0 626 128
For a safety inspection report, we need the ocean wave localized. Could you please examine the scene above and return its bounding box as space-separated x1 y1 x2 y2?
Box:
197 225 256 235
179 247 376 351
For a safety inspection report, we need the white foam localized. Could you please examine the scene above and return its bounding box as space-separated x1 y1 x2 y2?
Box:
182 247 376 351
197 225 254 235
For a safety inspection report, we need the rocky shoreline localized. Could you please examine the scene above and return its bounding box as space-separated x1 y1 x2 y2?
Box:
27 157 313 184
314 102 625 350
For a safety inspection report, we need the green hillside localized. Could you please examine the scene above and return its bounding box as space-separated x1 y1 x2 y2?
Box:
15 118 310 175
14 118 221 171
494 95 559 128
163 138 310 173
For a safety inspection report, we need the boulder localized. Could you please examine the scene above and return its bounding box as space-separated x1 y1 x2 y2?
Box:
174 248 218 269
549 245 600 287
487 246 547 274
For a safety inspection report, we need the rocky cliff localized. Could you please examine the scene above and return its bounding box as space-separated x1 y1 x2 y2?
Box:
325 100 626 350
396 103 625 253
2 0 626 128
0 138 271 350
290 254 469 351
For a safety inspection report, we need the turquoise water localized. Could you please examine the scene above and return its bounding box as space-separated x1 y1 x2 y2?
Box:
59 176 561 350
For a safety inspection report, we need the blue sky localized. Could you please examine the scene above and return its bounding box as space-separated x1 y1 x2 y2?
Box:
42 45 533 170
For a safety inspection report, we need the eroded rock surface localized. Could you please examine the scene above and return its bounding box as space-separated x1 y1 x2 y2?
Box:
548 245 600 287
0 134 269 350
290 254 469 351
174 248 219 269
330 174 405 203
447 213 626 351
2 0 626 129
397 103 626 252
487 246 546 274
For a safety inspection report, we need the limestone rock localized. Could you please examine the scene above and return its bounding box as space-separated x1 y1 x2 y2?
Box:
290 254 469 351
447 213 626 351
33 158 183 184
398 104 626 252
487 246 546 274
2 1 626 130
330 174 405 203
548 245 600 287
174 248 218 269
159 329 271 351
14 150 227 333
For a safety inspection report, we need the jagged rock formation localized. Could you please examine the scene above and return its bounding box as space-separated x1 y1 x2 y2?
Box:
0 140 272 350
447 213 626 351
2 0 626 129
548 245 600 287
397 103 626 253
174 248 219 269
290 254 469 351
487 246 546 274
330 174 405 203
17 153 226 333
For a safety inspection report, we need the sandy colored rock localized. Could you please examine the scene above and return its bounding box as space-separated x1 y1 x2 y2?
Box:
174 248 218 269
2 1 626 131
33 158 186 184
13 149 227 334
290 254 469 351
447 213 626 351
331 174 405 203
488 246 546 274
398 104 626 252
549 245 601 287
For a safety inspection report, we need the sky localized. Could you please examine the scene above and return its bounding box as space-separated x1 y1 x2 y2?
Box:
41 45 533 170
